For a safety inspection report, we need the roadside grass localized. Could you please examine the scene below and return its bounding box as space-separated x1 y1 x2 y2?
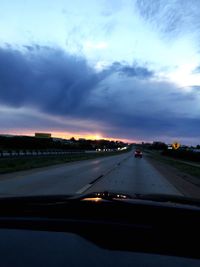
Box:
146 150 200 178
0 150 130 174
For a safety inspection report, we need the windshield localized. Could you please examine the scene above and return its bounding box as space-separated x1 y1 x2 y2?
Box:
0 0 200 203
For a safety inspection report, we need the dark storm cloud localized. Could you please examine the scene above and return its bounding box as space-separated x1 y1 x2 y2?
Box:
0 46 153 113
119 65 153 78
0 45 199 142
101 113 200 140
0 45 99 114
81 74 200 142
105 62 154 78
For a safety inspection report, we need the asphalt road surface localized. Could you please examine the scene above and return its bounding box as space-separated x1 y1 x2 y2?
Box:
0 151 182 197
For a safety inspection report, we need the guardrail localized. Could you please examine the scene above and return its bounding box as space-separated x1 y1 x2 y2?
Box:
0 150 88 158
0 148 128 158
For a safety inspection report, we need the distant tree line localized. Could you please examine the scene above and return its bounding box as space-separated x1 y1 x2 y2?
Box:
140 141 200 162
0 136 128 151
140 142 168 151
0 136 65 150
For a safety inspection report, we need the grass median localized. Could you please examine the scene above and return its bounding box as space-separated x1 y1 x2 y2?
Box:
146 150 200 179
0 150 130 174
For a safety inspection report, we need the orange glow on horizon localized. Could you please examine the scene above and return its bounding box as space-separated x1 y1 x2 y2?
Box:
0 130 135 143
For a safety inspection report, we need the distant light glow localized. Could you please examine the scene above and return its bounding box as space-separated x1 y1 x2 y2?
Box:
83 41 108 50
167 63 200 88
94 134 102 140
82 197 102 202
94 61 110 71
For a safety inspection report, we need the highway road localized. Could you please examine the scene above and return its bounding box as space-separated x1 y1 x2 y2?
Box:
0 151 182 197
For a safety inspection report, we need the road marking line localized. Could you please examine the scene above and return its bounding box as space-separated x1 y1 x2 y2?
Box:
76 184 92 194
76 155 131 194
90 174 103 184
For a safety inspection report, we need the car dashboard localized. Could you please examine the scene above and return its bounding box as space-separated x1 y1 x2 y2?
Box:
0 195 199 266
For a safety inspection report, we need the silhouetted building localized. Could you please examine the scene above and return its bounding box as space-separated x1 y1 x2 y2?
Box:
35 133 51 138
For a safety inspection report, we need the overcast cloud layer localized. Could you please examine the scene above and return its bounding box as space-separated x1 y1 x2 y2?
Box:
0 0 200 144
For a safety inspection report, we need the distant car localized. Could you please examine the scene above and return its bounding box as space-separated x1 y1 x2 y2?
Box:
134 150 143 158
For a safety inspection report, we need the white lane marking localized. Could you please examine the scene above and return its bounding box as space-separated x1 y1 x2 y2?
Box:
76 184 92 194
76 154 131 194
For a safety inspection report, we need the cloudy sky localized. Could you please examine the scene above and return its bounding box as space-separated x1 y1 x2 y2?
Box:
0 0 200 144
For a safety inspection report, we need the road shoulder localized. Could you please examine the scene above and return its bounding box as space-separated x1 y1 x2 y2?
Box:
146 154 200 198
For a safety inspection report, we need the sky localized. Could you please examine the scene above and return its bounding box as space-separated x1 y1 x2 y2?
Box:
0 0 200 145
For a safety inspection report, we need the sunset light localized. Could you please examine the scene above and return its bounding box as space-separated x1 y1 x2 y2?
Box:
0 0 200 145
0 1 200 247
